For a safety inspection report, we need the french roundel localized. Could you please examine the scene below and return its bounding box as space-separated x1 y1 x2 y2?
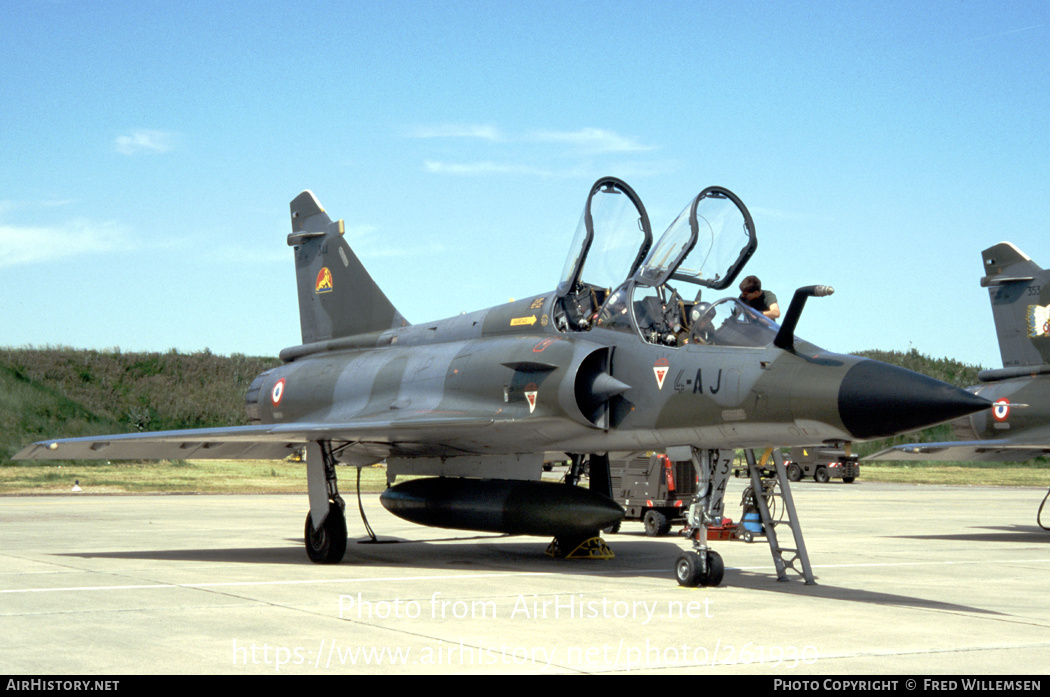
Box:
993 398 1010 422
271 378 286 406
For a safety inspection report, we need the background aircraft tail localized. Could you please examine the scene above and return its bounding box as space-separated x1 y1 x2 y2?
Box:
287 191 408 344
981 242 1050 368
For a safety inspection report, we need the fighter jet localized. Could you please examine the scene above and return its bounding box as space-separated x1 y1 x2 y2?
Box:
15 178 990 582
867 243 1050 470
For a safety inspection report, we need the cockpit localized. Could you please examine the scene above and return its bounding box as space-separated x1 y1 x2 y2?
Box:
554 177 769 348
598 293 780 348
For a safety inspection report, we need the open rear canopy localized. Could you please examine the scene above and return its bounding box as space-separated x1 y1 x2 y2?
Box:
634 187 756 290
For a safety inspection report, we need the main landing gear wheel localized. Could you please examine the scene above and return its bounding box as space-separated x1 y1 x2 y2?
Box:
305 504 347 564
675 550 724 587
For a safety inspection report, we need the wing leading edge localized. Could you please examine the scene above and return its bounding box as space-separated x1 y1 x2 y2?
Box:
12 415 499 463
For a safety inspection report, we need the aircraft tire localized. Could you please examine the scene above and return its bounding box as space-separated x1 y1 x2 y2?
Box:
814 466 830 483
644 510 670 537
305 505 347 564
842 476 855 484
675 550 725 587
675 552 703 587
703 550 725 587
787 463 802 482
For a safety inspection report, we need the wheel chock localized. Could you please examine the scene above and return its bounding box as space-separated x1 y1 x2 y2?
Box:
545 535 615 559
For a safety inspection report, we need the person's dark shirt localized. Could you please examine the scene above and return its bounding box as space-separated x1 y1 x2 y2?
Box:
745 290 777 314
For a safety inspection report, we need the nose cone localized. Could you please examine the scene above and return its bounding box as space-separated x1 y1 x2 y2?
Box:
838 360 990 440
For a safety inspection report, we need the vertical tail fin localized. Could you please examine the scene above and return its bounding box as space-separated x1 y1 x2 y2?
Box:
981 242 1050 368
288 191 408 344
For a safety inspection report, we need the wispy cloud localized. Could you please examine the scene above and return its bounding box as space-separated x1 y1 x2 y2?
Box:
406 124 654 154
422 158 676 179
344 223 445 258
0 219 130 268
424 160 557 177
115 129 176 155
530 128 655 154
410 124 660 178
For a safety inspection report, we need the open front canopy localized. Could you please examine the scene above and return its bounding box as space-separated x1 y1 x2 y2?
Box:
557 177 652 298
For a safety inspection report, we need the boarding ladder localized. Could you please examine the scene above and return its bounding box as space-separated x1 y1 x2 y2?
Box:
743 448 815 584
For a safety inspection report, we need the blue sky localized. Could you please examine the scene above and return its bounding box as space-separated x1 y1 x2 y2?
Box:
2 0 1048 369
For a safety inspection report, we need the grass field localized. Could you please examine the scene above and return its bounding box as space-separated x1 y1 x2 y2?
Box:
2 459 1048 495
0 459 371 494
859 461 1050 487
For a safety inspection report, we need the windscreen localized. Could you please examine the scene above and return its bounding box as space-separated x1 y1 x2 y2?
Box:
691 297 779 347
